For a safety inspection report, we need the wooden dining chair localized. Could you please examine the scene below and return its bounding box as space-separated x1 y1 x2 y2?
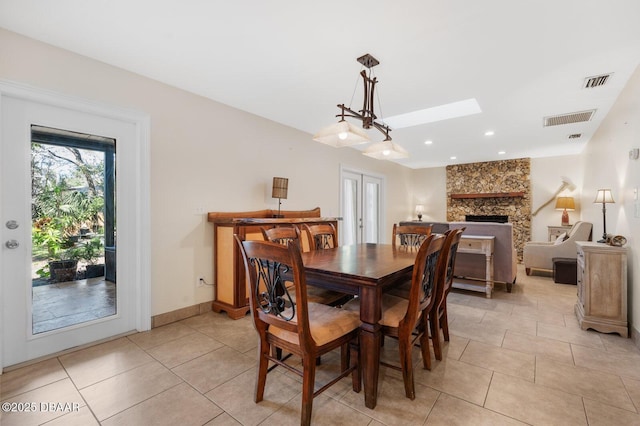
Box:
304 223 338 251
262 225 348 307
344 233 445 399
235 236 361 426
392 223 433 249
428 228 464 361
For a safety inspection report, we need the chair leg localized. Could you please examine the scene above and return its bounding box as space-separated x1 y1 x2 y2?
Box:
526 267 531 276
442 304 450 342
255 341 270 402
350 341 361 393
398 334 415 400
419 315 432 371
430 310 443 361
301 356 317 426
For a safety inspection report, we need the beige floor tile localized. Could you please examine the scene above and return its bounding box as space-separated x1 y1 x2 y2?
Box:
564 313 581 329
0 358 67 399
38 406 99 426
584 398 640 426
536 357 635 411
172 346 254 393
537 322 605 348
460 340 535 381
59 337 154 389
425 393 526 425
485 372 587 425
80 361 182 420
446 303 487 323
413 357 493 406
0 378 85 426
622 377 640 411
442 334 470 361
511 304 566 325
147 331 224 368
102 382 222 426
266 392 372 426
449 318 506 347
204 412 243 425
450 291 515 313
205 368 300 425
572 344 640 380
127 321 197 350
340 370 439 425
502 330 574 364
480 310 537 336
199 325 259 353
599 333 640 355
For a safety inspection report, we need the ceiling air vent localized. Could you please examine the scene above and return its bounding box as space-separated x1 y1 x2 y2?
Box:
584 73 612 88
568 133 582 139
543 110 595 127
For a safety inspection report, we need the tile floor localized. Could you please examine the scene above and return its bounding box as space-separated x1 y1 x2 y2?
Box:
2 265 640 425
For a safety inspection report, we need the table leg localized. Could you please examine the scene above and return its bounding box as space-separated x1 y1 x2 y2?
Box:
485 253 493 299
359 287 382 409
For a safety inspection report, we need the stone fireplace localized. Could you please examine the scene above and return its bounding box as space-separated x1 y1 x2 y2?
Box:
446 158 531 261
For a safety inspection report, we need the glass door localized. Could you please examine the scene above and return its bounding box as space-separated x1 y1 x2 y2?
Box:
340 168 383 245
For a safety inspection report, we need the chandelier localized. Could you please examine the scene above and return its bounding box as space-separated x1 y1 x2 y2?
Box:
313 54 408 160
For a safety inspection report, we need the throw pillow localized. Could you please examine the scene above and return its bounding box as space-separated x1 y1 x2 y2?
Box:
554 232 567 245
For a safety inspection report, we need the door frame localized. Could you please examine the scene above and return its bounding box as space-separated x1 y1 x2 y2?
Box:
0 80 151 370
339 165 386 245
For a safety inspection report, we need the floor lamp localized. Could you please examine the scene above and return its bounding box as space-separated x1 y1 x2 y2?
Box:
594 189 614 243
271 177 288 218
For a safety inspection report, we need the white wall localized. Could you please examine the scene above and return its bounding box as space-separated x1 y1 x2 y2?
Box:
0 29 412 315
579 64 640 337
410 167 447 222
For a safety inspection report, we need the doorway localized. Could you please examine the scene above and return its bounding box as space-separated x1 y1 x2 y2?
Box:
0 83 151 369
340 167 384 245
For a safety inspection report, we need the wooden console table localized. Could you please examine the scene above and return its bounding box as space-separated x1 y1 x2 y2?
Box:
453 235 495 298
207 208 340 319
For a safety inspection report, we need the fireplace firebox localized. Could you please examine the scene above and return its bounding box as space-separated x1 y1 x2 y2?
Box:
465 214 508 223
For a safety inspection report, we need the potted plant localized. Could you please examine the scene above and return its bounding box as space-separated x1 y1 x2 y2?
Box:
33 218 80 282
79 237 105 278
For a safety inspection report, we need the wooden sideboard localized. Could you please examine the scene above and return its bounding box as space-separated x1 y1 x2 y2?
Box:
575 241 628 337
207 208 340 319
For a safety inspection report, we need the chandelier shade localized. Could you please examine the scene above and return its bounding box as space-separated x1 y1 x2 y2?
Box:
363 138 409 160
312 120 370 147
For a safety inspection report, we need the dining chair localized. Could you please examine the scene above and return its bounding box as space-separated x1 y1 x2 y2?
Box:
392 223 433 249
344 233 445 399
235 236 361 426
429 228 464 361
262 225 347 307
303 223 338 250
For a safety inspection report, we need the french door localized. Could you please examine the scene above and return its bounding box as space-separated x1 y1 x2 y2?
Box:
0 84 150 368
340 168 384 245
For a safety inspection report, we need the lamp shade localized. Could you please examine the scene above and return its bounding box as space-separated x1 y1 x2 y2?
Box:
594 189 614 204
415 205 424 214
363 139 409 160
312 120 370 147
272 177 288 199
555 197 575 211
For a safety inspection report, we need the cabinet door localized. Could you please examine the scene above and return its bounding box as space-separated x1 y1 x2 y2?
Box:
586 252 623 319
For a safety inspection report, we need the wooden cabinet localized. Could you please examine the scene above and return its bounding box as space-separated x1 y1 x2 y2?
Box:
575 242 628 337
207 208 339 319
547 225 572 242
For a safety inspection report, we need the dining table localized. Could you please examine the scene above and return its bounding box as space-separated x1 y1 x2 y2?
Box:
300 243 418 409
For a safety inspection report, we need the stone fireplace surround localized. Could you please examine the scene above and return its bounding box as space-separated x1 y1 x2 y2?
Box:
446 158 531 261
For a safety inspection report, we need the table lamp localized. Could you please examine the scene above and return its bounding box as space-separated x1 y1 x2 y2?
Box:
593 189 614 243
415 205 424 221
555 196 575 226
271 177 288 218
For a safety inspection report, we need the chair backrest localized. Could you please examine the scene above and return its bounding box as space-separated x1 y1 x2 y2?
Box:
235 236 314 348
261 225 302 246
401 234 445 332
566 221 593 242
434 228 465 309
304 223 338 250
392 224 432 249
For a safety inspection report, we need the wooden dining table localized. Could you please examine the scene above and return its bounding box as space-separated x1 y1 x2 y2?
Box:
300 243 418 409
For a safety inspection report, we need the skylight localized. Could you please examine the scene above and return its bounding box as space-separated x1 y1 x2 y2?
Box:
383 98 482 129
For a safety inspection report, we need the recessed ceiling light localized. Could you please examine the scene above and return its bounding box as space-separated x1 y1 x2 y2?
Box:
485 130 495 136
424 140 433 145
383 98 482 129
450 156 457 160
498 151 506 155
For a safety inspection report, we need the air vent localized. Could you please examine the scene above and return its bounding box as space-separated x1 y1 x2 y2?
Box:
543 110 595 127
584 73 612 88
568 133 582 139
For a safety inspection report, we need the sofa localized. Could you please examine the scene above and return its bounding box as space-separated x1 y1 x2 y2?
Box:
523 221 593 275
399 221 518 289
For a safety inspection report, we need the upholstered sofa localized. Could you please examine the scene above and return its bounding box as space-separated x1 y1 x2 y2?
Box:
399 221 518 288
523 221 593 275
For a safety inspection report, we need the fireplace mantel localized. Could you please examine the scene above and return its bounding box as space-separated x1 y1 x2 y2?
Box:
450 192 525 199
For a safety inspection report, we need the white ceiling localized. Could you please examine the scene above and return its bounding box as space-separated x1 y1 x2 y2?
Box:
1 0 640 168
